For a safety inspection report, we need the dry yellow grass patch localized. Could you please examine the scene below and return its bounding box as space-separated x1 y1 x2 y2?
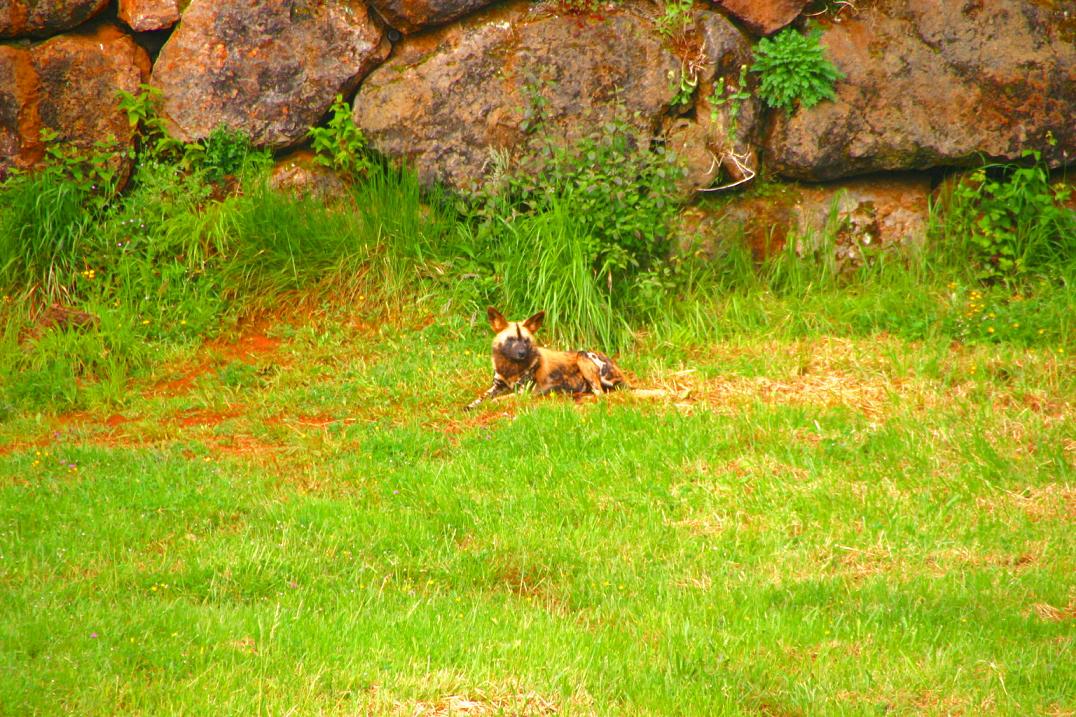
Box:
352 675 576 717
398 692 558 716
975 484 1076 523
638 336 1075 423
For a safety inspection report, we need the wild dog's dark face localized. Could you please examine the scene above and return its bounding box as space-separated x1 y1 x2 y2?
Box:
487 307 544 366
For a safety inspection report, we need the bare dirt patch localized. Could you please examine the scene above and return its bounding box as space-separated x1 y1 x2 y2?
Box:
206 330 282 363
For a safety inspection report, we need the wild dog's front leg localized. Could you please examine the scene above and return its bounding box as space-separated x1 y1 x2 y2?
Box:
466 373 512 411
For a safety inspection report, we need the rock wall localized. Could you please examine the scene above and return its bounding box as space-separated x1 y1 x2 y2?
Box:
765 0 1076 180
0 22 150 178
1 0 1073 238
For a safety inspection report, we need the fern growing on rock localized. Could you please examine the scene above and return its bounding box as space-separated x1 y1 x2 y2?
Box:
751 26 843 113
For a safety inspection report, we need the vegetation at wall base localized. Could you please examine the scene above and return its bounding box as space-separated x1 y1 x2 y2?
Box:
940 150 1075 286
1 107 1073 410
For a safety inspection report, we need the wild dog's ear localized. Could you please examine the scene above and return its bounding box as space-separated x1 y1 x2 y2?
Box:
523 310 545 333
487 306 508 333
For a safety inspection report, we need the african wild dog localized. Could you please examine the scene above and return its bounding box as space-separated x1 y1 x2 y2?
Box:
466 307 628 410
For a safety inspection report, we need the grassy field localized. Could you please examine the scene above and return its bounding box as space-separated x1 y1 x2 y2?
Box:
1 310 1073 715
1 108 1074 714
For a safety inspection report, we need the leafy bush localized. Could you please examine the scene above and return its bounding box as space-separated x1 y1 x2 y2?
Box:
459 122 692 347
942 151 1075 285
199 125 264 182
482 123 685 283
750 26 843 113
308 94 370 177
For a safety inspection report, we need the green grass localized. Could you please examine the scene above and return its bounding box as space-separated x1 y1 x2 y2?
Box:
0 132 1073 714
0 320 1073 715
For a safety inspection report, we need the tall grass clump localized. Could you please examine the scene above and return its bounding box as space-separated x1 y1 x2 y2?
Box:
0 133 122 301
456 122 695 349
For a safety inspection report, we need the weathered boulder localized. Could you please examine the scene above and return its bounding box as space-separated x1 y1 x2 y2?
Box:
766 0 1076 181
118 0 180 32
269 150 349 198
0 23 151 181
711 0 809 35
353 0 760 194
0 0 110 39
680 173 931 263
366 0 497 34
151 0 390 149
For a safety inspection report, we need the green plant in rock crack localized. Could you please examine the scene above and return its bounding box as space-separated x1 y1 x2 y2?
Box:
308 94 371 177
657 0 694 39
710 65 751 145
117 84 188 163
518 75 553 135
751 26 843 113
669 66 699 109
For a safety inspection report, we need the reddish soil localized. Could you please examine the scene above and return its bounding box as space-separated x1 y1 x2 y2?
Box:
144 361 214 398
206 331 282 363
175 407 243 428
265 413 346 427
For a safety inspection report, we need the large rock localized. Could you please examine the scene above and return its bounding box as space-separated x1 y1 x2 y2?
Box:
711 0 809 35
766 0 1076 181
366 0 497 34
0 23 151 181
269 149 349 198
680 173 931 263
0 0 110 39
118 0 180 32
353 0 760 193
151 0 390 149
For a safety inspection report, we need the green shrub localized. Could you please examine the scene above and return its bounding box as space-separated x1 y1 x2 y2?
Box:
750 26 843 113
941 151 1075 286
198 125 267 182
308 95 370 177
481 123 685 286
457 122 691 347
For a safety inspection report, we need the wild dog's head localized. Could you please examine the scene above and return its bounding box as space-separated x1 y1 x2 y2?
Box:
486 307 544 365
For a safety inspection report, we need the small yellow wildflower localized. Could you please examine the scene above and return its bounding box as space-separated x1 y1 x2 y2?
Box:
987 326 995 334
142 319 150 325
1011 322 1019 329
